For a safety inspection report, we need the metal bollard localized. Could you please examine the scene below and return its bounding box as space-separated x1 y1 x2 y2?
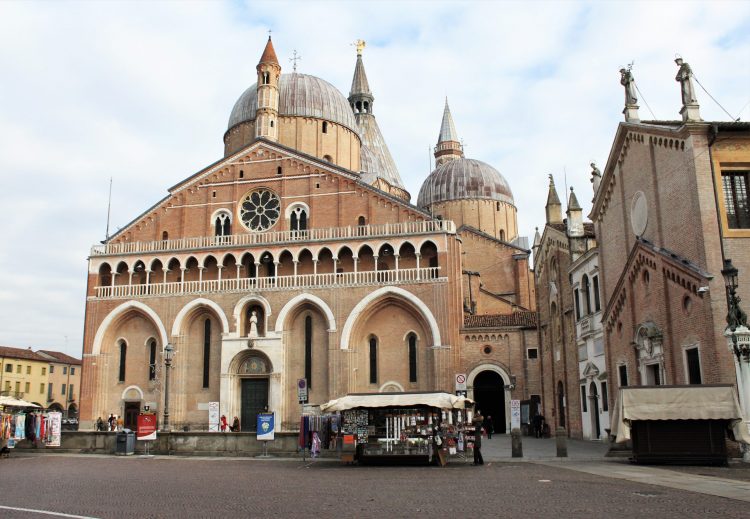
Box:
511 428 523 458
556 427 568 457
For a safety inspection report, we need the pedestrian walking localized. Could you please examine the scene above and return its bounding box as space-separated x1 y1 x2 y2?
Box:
472 411 484 465
116 415 124 431
483 415 494 439
532 414 542 438
107 414 116 431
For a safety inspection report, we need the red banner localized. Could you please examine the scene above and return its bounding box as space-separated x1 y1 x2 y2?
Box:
137 414 157 440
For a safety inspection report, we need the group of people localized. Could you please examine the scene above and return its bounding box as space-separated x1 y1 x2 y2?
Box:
95 414 123 432
219 415 241 432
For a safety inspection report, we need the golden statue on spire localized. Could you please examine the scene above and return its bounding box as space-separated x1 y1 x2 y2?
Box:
353 39 366 56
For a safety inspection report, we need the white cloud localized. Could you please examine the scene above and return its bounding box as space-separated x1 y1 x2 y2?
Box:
0 0 748 356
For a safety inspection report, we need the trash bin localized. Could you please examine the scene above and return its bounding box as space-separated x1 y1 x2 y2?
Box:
115 430 135 456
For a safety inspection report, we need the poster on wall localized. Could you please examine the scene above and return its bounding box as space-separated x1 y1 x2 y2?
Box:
46 412 62 447
257 413 275 441
208 402 220 432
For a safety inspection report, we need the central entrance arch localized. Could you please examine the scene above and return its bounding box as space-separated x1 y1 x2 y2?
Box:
468 365 510 434
230 352 271 432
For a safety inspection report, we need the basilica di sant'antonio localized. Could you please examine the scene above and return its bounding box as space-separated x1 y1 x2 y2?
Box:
79 38 539 433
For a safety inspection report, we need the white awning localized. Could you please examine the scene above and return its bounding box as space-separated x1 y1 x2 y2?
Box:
0 396 42 408
611 385 750 444
320 392 473 412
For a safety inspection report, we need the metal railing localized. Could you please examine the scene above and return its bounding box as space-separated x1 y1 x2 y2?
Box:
91 220 456 257
94 267 444 298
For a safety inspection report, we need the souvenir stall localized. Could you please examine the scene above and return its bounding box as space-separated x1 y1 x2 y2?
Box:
0 397 62 453
319 392 473 465
298 411 341 458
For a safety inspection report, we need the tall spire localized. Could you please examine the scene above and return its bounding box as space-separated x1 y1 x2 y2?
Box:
259 36 279 66
566 186 584 237
349 40 374 113
545 175 562 224
438 98 459 143
434 98 463 166
348 40 407 196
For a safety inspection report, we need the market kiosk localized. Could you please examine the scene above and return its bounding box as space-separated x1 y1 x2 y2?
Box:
320 392 474 465
611 385 750 465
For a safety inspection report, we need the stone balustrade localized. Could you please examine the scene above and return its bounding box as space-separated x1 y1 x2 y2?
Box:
93 266 444 299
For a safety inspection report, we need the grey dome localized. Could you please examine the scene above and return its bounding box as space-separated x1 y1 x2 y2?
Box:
417 158 514 208
228 73 358 133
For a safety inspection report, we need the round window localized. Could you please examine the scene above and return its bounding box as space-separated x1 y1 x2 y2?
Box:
239 188 280 232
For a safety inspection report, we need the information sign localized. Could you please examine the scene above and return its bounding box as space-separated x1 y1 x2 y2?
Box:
136 414 157 440
510 399 521 430
297 378 308 403
208 401 220 432
257 413 275 440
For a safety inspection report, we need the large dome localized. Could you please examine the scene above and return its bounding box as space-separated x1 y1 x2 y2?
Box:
228 73 358 133
417 158 514 208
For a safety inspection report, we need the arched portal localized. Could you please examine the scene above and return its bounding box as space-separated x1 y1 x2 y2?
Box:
228 351 272 432
472 370 507 434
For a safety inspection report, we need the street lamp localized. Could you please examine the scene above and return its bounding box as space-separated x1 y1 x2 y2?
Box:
721 258 750 461
163 342 174 431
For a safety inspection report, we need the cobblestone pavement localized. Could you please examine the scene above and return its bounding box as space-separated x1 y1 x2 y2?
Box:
0 455 748 518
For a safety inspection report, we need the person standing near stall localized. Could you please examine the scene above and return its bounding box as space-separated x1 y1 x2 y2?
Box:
472 411 484 466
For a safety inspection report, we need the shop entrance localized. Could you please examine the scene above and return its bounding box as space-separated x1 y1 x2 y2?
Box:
472 371 506 434
241 378 268 432
124 401 140 430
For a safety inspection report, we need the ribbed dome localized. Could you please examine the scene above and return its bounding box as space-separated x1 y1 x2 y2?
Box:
228 73 358 133
417 158 514 208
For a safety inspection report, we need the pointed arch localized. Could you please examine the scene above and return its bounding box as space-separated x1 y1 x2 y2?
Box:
172 298 230 336
275 293 336 333
340 286 441 350
92 301 168 356
233 294 272 333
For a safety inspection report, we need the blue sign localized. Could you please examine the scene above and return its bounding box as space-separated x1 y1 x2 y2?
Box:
257 413 275 440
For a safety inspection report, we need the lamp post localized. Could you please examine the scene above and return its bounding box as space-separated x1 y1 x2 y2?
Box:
163 342 174 431
722 258 750 461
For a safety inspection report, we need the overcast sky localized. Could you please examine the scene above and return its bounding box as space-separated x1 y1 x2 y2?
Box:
1 1 748 358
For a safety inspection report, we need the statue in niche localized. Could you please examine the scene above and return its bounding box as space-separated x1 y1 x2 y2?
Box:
674 57 698 105
619 67 638 106
249 310 259 338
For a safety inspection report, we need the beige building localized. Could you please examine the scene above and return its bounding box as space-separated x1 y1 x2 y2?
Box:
36 351 82 418
79 38 540 432
0 346 49 406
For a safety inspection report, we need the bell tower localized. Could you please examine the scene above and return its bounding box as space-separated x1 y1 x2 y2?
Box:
255 36 281 141
434 99 464 166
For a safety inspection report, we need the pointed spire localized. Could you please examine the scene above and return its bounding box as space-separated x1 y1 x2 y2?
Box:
348 40 374 114
567 186 581 211
545 175 562 224
259 36 279 66
350 41 371 97
437 98 459 143
434 98 463 166
533 227 541 248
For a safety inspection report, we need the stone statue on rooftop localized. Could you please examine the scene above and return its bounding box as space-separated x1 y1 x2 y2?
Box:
590 162 602 194
620 67 638 106
674 57 698 106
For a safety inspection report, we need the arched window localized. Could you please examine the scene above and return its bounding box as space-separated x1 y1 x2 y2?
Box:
305 315 312 389
499 230 505 241
203 319 211 388
262 71 269 84
582 275 591 315
161 231 168 241
290 206 309 232
369 336 378 384
270 120 274 128
322 121 328 134
214 212 231 238
118 340 127 382
148 339 156 381
408 334 417 383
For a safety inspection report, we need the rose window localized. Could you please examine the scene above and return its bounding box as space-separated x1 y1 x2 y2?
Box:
239 189 280 232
